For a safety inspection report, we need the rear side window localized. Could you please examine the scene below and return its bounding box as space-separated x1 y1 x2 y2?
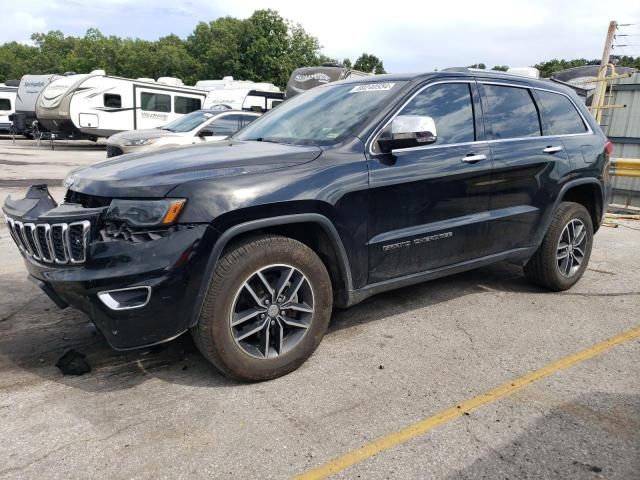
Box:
104 94 121 108
536 90 587 135
175 96 202 114
401 83 475 145
141 92 171 112
481 85 541 139
0 98 11 110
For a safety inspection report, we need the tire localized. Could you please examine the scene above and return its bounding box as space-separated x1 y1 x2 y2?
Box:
524 202 593 291
191 234 333 381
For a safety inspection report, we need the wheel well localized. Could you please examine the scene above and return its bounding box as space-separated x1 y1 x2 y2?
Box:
221 222 350 307
561 183 603 232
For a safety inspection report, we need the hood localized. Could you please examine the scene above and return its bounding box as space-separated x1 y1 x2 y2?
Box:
67 140 322 198
109 128 180 142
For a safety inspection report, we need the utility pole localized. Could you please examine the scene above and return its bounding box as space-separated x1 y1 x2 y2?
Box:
600 20 617 65
591 20 618 123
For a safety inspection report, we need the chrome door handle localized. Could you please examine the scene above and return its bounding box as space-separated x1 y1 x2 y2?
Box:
462 154 487 163
543 146 563 153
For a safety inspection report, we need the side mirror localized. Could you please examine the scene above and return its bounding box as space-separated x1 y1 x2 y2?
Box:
377 115 437 153
198 128 214 137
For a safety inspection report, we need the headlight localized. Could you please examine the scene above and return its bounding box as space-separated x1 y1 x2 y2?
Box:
125 138 153 146
106 199 186 227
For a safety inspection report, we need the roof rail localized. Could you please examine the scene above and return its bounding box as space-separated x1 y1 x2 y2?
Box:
441 66 540 79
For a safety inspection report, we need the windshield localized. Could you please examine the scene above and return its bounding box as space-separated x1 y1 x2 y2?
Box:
235 81 406 146
161 111 215 133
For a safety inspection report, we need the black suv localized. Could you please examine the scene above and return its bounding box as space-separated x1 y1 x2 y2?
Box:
3 70 611 381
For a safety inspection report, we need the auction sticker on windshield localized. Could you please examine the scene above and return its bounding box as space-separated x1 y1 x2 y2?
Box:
350 83 395 93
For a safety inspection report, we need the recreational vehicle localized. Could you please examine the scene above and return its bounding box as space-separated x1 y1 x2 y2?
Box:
11 74 60 136
197 77 283 111
284 64 370 98
35 71 208 139
0 82 18 132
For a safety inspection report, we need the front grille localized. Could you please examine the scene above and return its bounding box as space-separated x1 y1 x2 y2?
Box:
5 217 90 264
106 145 123 158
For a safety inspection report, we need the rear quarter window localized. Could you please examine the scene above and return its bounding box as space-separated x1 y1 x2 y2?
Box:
480 84 541 139
535 90 588 135
0 98 11 110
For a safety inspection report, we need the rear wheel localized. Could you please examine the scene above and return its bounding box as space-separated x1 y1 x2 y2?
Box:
192 235 332 381
524 202 593 291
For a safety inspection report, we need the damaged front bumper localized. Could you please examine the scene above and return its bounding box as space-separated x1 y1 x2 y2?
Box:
3 185 217 350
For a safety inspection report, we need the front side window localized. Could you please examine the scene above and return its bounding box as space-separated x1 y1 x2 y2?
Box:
240 114 259 128
104 94 121 108
204 114 245 136
481 85 541 139
400 83 475 145
141 92 171 112
0 98 11 111
175 96 202 114
536 90 587 135
161 111 214 133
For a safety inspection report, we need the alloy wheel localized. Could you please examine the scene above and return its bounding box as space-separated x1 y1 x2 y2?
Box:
556 218 588 277
230 264 314 359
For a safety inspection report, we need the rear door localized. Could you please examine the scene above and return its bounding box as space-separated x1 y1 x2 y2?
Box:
366 80 494 283
479 82 571 254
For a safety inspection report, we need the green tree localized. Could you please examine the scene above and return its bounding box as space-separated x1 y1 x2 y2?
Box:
468 63 486 69
491 65 509 71
0 10 387 87
342 58 352 68
353 53 386 73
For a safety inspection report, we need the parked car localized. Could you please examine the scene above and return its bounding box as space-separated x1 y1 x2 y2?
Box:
3 70 610 381
105 109 260 157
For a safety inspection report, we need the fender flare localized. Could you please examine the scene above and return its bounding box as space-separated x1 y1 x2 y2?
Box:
189 213 354 327
537 177 604 244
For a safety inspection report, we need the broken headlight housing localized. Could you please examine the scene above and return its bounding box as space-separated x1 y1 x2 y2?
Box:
105 199 186 227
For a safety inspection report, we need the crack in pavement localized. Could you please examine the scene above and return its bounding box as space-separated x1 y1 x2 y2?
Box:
0 419 149 476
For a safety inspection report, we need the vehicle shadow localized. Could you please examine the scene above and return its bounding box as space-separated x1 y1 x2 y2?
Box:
0 261 545 393
447 392 640 479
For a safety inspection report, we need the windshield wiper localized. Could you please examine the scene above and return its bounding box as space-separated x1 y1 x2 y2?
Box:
254 137 280 143
161 127 175 132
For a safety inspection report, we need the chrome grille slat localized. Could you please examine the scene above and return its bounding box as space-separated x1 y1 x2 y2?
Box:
5 217 90 265
23 223 40 260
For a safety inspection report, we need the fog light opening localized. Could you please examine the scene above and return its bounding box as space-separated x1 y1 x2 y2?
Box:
98 286 152 311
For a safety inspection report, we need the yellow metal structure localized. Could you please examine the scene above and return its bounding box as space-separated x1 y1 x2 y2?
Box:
610 158 640 178
589 64 630 124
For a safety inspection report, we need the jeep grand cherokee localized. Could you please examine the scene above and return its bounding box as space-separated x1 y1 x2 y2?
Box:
3 70 610 381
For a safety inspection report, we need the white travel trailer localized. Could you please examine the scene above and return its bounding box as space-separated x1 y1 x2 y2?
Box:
12 73 61 135
197 77 283 111
0 82 18 132
35 70 208 139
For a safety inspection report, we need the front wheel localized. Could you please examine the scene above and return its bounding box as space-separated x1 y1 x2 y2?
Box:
524 202 593 291
192 235 332 381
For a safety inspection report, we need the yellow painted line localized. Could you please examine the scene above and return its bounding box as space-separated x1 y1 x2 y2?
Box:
296 325 640 480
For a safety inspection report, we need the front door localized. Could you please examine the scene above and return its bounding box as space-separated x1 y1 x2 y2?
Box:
366 81 494 283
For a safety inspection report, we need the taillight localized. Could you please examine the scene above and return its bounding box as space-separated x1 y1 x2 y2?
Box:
605 140 613 156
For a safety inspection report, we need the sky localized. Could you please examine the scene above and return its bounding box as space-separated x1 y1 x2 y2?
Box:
1 0 639 72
